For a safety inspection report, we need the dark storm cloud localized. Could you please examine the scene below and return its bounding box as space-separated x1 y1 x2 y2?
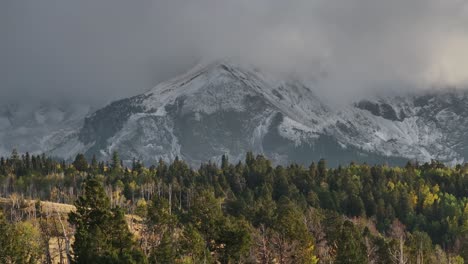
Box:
1 0 198 105
2 0 468 105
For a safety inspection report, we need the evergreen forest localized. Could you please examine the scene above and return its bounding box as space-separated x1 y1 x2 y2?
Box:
0 150 467 263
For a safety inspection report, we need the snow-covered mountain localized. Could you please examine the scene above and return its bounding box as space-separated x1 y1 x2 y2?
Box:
0 102 91 158
4 61 467 166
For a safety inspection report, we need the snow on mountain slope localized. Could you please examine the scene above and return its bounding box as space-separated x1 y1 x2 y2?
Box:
354 92 468 164
0 60 453 166
44 61 465 166
0 102 91 158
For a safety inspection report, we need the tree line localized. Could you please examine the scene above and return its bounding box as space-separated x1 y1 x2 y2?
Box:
0 150 467 263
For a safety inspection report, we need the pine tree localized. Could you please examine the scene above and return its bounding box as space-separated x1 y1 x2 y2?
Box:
307 161 317 189
91 154 99 172
0 157 4 175
179 225 206 263
335 220 367 264
108 208 147 263
10 149 20 173
218 218 252 263
112 151 122 172
24 152 31 171
221 154 229 170
73 153 88 172
69 176 146 263
0 210 14 263
271 197 318 263
317 159 327 182
151 231 176 264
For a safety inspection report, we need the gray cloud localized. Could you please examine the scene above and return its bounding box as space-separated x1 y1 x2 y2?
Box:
2 0 468 105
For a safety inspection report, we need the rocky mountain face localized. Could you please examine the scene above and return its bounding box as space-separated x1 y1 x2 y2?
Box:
3 62 467 166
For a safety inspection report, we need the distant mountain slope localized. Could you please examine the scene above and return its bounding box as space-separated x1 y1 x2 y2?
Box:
40 61 467 166
0 102 91 159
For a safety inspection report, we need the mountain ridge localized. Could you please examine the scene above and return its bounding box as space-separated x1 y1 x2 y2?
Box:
1 61 467 166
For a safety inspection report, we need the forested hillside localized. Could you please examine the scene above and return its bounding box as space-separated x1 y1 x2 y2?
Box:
0 150 467 263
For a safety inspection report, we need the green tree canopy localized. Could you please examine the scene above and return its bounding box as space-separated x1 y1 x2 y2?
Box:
69 176 146 264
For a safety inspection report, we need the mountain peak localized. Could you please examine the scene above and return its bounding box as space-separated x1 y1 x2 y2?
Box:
8 60 463 167
145 60 247 95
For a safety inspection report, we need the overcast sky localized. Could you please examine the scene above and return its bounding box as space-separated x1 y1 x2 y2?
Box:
2 0 468 106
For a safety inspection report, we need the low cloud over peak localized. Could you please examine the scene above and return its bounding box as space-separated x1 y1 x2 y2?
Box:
2 0 468 105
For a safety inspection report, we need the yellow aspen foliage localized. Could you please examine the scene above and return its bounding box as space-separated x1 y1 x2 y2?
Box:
387 181 395 191
409 191 418 208
423 192 439 208
302 243 319 264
